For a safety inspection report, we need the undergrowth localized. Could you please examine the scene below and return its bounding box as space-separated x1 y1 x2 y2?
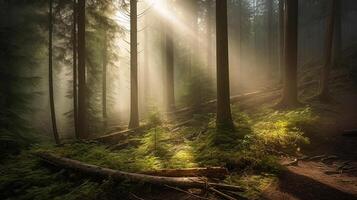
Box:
0 106 317 199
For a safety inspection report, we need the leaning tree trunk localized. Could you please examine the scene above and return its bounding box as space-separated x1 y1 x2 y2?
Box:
77 0 88 138
49 0 60 145
277 0 299 108
216 0 233 128
72 0 79 139
129 0 139 129
319 0 337 101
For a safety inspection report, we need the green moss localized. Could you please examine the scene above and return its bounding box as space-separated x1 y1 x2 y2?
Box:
225 173 278 199
1 106 318 199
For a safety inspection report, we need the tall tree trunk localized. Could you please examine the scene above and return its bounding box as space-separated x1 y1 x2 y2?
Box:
267 0 274 77
165 17 175 112
143 15 149 114
102 31 108 129
237 0 242 84
49 0 60 144
72 0 79 139
278 0 285 84
188 0 199 77
333 0 342 68
216 0 233 128
277 0 299 107
319 0 337 101
206 0 213 79
253 0 258 74
77 0 88 138
129 0 139 129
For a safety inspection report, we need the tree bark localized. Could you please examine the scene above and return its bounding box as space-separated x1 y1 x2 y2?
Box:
278 0 285 84
165 19 175 112
143 15 149 114
49 0 60 145
267 0 274 77
216 0 233 128
277 0 299 107
77 0 88 138
319 0 337 101
72 0 79 139
102 30 108 129
36 152 243 191
187 0 199 77
206 0 213 79
333 0 342 68
129 0 139 129
253 0 258 75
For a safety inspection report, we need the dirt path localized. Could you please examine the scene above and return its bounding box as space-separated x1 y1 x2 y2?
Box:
263 88 357 200
263 161 357 200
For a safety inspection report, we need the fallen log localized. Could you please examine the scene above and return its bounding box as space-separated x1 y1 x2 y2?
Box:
143 167 229 179
36 152 244 191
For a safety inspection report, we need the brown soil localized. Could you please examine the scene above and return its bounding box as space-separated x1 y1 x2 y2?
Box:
263 87 357 200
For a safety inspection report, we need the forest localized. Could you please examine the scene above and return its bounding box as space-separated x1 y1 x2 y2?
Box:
1 0 357 199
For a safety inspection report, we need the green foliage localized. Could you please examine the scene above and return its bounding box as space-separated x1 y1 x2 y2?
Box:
0 1 46 158
137 128 172 157
191 106 315 173
180 70 214 110
52 0 124 134
85 0 124 133
146 107 162 127
0 105 318 199
250 107 314 155
225 173 278 200
0 151 138 200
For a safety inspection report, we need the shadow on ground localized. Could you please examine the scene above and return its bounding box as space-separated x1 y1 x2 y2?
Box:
274 169 357 200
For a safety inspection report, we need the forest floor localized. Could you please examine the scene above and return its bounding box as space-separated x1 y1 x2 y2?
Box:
263 91 357 200
1 69 357 200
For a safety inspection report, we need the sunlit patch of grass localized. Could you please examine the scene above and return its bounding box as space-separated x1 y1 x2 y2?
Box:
168 146 197 168
225 173 278 199
190 106 316 172
250 107 316 155
1 105 319 199
137 127 172 157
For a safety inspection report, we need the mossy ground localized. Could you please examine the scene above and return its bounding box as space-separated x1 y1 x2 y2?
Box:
0 106 317 200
